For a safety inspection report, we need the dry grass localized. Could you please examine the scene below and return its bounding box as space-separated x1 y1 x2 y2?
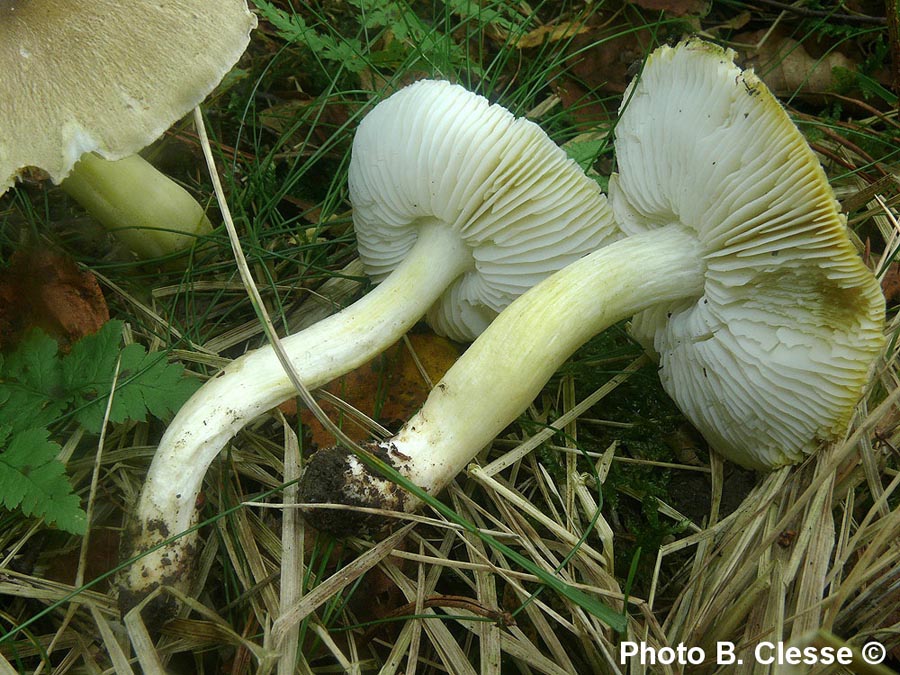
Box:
8 280 897 673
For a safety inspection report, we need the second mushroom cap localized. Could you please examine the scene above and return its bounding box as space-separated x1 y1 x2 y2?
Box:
611 39 885 468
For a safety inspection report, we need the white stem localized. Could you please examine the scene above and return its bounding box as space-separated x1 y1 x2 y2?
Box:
388 225 706 509
121 221 472 602
61 153 213 258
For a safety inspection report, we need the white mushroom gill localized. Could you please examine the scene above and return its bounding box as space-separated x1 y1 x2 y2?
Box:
614 39 885 469
298 39 885 537
120 79 618 610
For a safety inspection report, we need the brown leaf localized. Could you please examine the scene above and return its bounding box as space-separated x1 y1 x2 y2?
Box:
570 29 649 94
513 22 590 49
552 27 656 131
0 249 109 352
259 97 357 154
297 332 460 448
43 527 120 589
880 261 900 305
738 31 854 98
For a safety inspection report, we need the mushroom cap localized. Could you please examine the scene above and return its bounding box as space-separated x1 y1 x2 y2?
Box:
349 79 620 342
0 0 257 192
609 40 885 470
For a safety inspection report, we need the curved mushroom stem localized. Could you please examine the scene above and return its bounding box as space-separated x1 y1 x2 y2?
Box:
300 224 707 533
119 220 473 608
60 153 213 258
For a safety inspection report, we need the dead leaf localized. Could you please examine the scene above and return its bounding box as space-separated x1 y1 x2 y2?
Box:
0 249 109 352
738 31 854 98
550 27 654 130
43 527 120 589
568 26 656 94
259 96 357 156
710 10 752 32
514 22 590 49
880 261 900 305
294 332 460 447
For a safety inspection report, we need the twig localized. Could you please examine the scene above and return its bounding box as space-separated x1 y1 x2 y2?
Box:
191 106 366 455
744 0 887 25
360 595 516 643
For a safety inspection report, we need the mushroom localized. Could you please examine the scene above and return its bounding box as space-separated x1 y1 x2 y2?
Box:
299 39 885 536
0 0 257 257
119 79 619 609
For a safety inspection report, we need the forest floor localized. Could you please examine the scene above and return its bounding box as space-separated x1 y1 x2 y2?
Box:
1 0 899 672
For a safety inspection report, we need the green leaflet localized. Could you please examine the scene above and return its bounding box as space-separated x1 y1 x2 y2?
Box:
0 321 200 533
0 427 86 535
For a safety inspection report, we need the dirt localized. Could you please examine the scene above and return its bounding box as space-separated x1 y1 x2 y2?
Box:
298 442 408 538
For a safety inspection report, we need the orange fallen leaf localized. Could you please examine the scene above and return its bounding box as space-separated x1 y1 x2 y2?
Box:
0 248 109 352
293 332 460 448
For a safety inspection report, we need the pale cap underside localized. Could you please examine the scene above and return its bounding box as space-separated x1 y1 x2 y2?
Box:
349 79 620 341
1 0 257 193
610 40 885 469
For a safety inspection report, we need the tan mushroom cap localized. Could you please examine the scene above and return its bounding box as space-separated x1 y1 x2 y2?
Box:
610 40 885 469
0 0 257 193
